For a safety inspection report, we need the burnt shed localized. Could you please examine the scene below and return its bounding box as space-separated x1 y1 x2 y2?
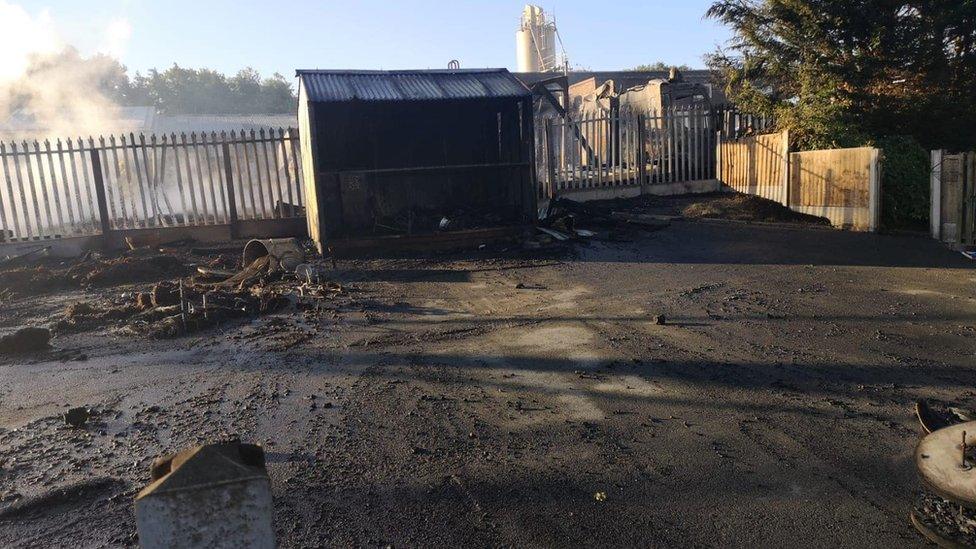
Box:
296 69 537 254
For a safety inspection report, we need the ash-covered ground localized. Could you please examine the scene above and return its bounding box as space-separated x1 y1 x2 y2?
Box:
1 195 974 548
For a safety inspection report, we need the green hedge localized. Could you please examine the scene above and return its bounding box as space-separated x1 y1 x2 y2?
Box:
877 136 930 230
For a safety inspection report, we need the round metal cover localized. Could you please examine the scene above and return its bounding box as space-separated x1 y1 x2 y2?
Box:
917 421 976 507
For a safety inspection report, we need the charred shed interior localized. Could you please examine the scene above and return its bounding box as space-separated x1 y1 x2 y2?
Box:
296 70 537 254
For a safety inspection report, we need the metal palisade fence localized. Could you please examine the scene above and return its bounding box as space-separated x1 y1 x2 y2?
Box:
536 105 720 198
0 128 304 242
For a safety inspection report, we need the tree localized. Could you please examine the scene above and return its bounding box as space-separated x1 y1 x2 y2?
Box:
629 62 691 72
706 0 976 150
127 65 296 115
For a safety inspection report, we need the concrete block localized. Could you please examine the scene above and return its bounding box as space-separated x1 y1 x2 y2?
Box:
135 443 275 549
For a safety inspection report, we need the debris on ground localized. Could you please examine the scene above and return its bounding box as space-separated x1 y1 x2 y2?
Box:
915 400 976 434
609 211 673 231
48 237 360 339
63 407 90 428
0 252 194 299
2 238 357 339
537 227 571 241
81 255 189 288
0 246 51 267
912 492 976 547
539 196 680 243
0 205 973 547
0 266 73 299
682 194 830 225
0 327 51 355
52 302 142 334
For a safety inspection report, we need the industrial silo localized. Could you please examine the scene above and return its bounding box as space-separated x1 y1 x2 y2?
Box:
516 5 559 73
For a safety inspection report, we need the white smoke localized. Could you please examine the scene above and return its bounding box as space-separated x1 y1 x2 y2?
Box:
100 18 133 61
0 2 61 82
0 1 134 140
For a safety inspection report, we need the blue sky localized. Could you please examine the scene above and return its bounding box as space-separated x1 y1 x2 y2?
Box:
21 0 731 78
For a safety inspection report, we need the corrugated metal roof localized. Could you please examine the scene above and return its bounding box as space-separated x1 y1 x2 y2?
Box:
296 69 531 103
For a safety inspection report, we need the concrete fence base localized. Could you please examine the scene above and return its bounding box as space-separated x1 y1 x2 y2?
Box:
0 218 308 259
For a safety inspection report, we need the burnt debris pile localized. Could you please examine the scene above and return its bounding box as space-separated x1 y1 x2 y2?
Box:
0 237 356 343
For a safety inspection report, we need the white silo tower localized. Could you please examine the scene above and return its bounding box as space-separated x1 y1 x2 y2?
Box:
516 5 561 73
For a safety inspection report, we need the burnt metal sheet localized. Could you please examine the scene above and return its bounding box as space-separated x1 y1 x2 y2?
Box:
297 69 531 103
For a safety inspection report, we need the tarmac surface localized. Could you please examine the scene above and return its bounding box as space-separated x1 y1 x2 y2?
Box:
1 214 974 548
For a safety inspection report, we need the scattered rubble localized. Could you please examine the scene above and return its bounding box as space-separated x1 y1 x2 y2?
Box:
912 491 976 547
682 193 829 224
609 211 673 230
0 327 51 355
63 407 90 428
18 238 363 340
82 255 189 288
0 252 194 299
916 400 976 434
52 302 141 334
539 196 676 244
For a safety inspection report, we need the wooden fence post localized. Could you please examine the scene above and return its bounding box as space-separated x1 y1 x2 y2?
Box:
782 129 791 207
221 141 239 239
89 148 113 248
715 130 723 186
868 147 881 232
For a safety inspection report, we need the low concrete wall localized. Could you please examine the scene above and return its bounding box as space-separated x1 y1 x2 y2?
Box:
0 235 104 259
0 218 308 259
554 179 727 202
237 218 308 240
106 225 233 250
644 179 728 196
790 205 870 231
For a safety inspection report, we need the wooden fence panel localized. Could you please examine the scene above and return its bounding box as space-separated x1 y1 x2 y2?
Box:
789 147 880 231
720 130 788 203
719 134 881 232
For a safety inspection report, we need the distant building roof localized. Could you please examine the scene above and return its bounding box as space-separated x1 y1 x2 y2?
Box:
152 114 297 134
515 70 717 89
1 106 156 136
296 69 532 103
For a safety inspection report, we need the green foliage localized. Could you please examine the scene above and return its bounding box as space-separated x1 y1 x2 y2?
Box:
629 62 692 72
876 135 930 230
9 51 297 116
705 0 976 151
127 65 296 115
